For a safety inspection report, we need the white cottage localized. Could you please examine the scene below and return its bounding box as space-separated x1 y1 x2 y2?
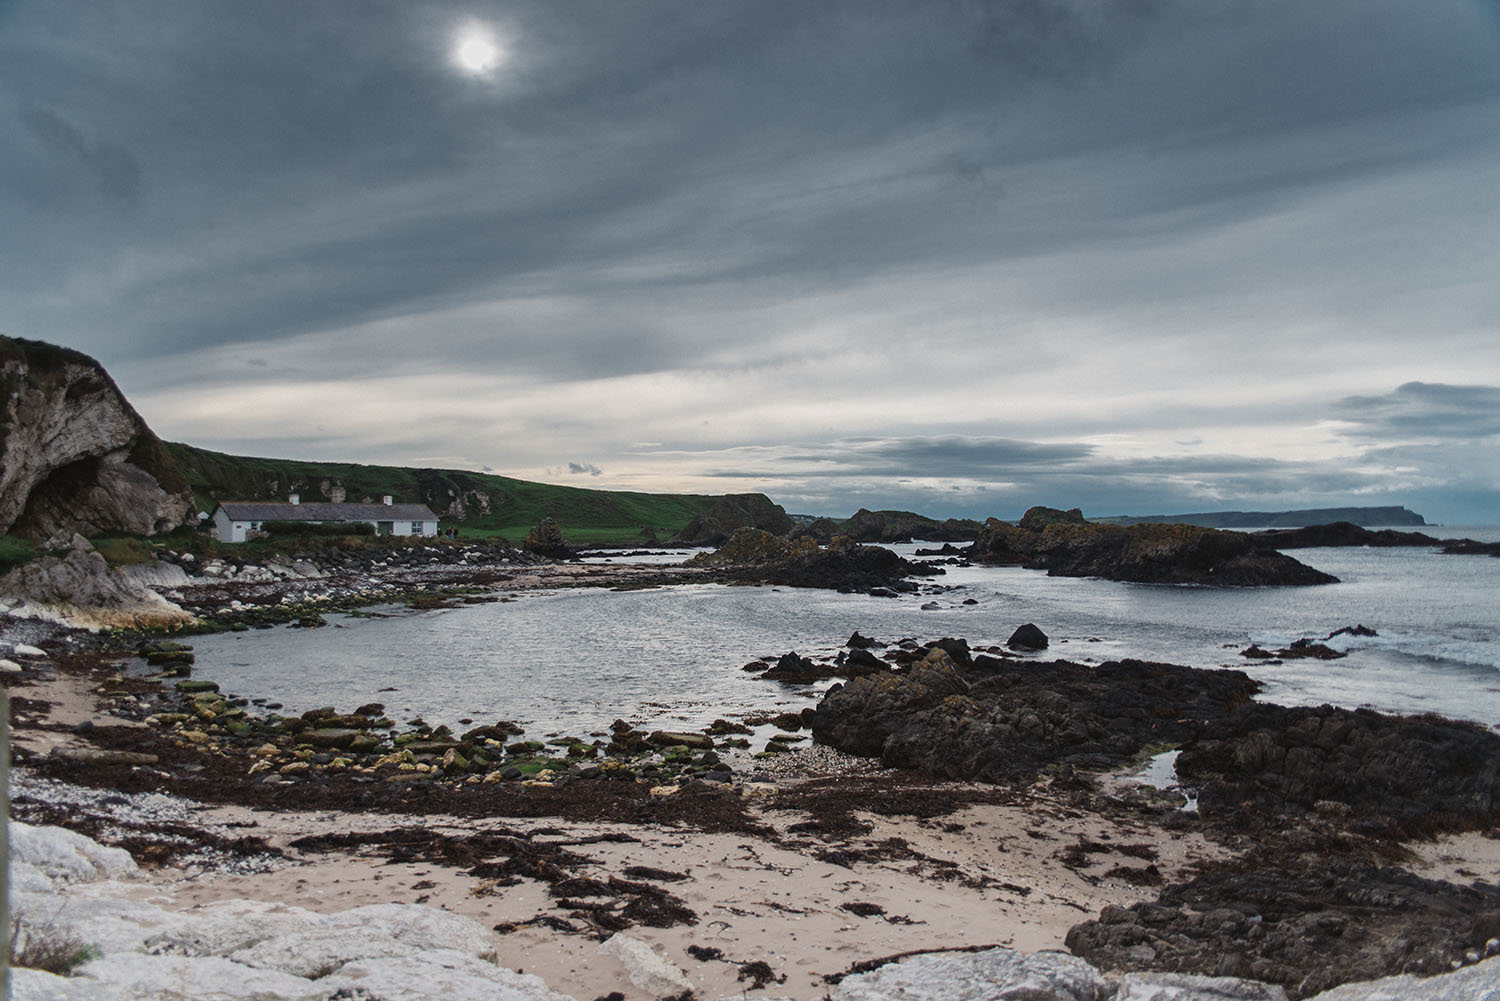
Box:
210 494 439 543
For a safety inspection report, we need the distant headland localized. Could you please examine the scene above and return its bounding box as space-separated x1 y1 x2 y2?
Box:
1094 506 1426 529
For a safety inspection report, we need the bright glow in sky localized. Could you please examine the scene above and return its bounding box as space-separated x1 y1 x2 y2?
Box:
450 21 502 77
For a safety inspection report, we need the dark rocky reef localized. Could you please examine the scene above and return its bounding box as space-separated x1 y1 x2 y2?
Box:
670 494 794 546
1 335 194 539
841 508 983 544
1256 521 1500 558
1177 701 1500 829
1253 521 1446 549
814 639 1500 832
965 506 1339 586
791 517 846 544
809 636 1500 996
1066 859 1500 998
1443 538 1500 557
685 528 937 594
812 649 1260 782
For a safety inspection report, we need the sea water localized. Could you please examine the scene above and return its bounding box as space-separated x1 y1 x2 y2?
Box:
184 527 1500 736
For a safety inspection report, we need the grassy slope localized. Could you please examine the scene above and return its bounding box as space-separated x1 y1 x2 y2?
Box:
164 442 742 544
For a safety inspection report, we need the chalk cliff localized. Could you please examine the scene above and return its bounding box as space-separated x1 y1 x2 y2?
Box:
1 336 193 539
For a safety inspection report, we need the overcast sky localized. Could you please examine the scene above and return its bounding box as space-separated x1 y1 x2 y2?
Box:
4 1 1498 523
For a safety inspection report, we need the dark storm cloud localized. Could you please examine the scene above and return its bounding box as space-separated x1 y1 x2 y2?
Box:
1333 383 1500 440
6 0 1494 367
703 435 1298 488
776 436 1095 477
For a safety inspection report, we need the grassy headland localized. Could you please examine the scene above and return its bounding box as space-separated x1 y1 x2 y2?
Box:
164 441 771 545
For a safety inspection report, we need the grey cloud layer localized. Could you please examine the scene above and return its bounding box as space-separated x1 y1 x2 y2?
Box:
1334 383 1500 440
2 1 1498 521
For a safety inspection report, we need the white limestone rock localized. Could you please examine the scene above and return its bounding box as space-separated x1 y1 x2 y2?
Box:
831 947 1109 1001
598 932 694 996
1116 972 1289 1000
321 949 578 1001
0 534 194 630
72 953 326 1001
0 343 194 538
145 907 322 958
11 889 192 957
9 819 138 884
9 858 58 894
1305 955 1500 1000
230 928 420 978
120 560 193 588
10 967 124 1001
317 902 497 959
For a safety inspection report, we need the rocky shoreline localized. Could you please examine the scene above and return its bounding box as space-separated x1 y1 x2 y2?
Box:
6 538 1500 999
8 612 1500 998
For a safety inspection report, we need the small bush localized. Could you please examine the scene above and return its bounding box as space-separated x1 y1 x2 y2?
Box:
9 918 101 975
260 520 376 537
92 536 155 566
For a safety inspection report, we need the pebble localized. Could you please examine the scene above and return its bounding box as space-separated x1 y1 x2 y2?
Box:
9 768 282 876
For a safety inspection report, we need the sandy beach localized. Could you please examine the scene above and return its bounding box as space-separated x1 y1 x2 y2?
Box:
8 651 1235 1000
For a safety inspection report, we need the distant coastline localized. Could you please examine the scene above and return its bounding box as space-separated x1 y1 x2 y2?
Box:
1094 505 1426 529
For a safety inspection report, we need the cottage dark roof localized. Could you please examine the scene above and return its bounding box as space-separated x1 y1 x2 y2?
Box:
215 502 438 522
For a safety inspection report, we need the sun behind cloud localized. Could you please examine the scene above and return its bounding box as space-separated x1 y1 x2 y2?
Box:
450 20 503 77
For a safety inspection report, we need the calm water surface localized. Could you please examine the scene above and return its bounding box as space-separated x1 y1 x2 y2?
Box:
187 527 1500 735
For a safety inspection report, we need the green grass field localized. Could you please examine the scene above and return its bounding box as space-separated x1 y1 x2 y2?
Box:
164 441 734 544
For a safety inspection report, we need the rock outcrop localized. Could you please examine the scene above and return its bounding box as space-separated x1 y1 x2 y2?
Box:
8 819 576 1001
1 335 194 539
843 508 984 544
686 528 937 594
812 648 1260 782
1066 860 1500 998
1176 701 1500 827
966 507 1338 586
829 944 1500 1001
1252 522 1447 549
0 532 194 630
670 493 793 546
523 516 574 559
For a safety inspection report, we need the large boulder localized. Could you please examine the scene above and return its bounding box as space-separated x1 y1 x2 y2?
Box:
0 335 193 538
0 533 195 630
523 516 573 559
8 818 138 884
831 946 1109 1001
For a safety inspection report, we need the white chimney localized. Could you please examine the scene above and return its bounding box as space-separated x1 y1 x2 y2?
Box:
289 493 300 505
382 495 393 506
